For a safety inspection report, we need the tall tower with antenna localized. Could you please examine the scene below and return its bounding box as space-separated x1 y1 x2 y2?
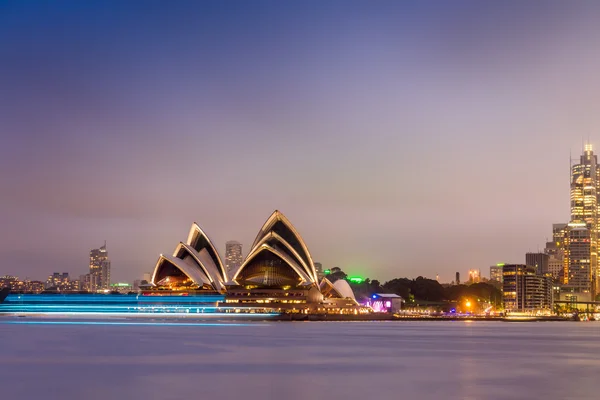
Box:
565 144 599 298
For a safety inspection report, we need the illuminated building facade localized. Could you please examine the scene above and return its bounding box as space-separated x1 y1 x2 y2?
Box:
0 276 45 293
148 210 363 314
468 269 481 284
368 293 403 313
563 222 594 300
490 265 503 283
502 264 553 311
45 273 79 292
569 145 599 296
89 242 110 291
225 241 243 277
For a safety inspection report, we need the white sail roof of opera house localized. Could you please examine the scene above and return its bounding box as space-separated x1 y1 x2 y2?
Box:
246 210 318 282
150 210 319 292
319 277 357 301
150 222 227 292
332 279 356 300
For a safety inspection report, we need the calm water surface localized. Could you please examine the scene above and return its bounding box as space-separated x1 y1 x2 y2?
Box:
1 319 599 400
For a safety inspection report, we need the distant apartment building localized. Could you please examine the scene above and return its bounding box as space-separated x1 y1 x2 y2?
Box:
489 265 503 283
502 264 553 311
225 241 243 278
1 276 44 293
455 272 460 285
45 272 78 292
89 242 110 291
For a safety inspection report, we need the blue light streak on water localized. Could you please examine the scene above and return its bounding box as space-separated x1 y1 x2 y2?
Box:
0 311 277 317
3 293 226 304
0 320 266 327
0 294 281 316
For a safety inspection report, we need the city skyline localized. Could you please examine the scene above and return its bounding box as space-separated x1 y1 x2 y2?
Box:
4 2 600 283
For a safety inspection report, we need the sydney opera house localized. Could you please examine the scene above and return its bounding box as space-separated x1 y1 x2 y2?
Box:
149 210 363 314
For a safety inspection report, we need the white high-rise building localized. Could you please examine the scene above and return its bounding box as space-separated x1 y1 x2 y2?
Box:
89 241 110 291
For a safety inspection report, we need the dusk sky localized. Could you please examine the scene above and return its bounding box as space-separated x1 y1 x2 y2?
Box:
3 1 600 283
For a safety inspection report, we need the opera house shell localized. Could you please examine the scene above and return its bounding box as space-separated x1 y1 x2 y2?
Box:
149 210 358 311
151 223 228 292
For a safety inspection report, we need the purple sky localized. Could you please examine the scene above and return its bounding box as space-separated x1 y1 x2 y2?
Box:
2 1 600 283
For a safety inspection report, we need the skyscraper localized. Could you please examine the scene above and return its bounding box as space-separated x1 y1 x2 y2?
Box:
564 222 593 299
567 145 599 298
89 242 110 291
525 252 549 275
225 241 243 278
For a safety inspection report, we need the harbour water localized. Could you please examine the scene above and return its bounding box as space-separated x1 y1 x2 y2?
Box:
1 319 599 400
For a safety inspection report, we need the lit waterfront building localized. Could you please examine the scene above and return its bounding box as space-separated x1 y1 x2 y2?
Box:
89 242 110 291
490 265 503 283
225 240 243 278
563 221 594 301
0 276 44 293
569 145 599 296
502 264 553 312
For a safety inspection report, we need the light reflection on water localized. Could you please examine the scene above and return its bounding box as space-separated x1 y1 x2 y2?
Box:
1 319 599 400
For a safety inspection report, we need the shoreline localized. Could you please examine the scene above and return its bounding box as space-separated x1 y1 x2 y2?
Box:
0 312 583 322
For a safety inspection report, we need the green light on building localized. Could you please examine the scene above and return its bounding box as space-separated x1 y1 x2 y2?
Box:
111 283 131 287
348 276 364 284
496 263 505 267
324 269 331 275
